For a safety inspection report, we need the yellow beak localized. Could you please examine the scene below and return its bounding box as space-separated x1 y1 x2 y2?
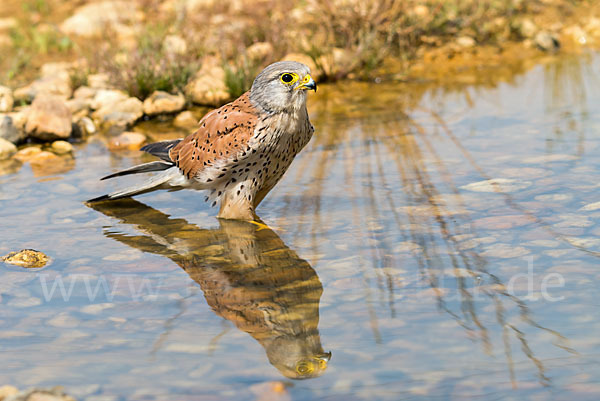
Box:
296 74 317 92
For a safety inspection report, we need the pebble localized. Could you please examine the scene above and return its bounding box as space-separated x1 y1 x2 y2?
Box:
13 146 42 162
0 137 17 160
472 214 534 230
461 178 531 193
48 312 80 328
0 385 19 400
535 193 573 202
481 244 530 258
107 132 146 151
580 201 600 211
523 154 577 163
81 303 115 314
51 140 73 154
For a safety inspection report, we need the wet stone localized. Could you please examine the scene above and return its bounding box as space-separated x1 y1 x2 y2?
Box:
2 249 49 268
0 137 17 160
107 132 146 151
461 178 532 193
480 244 530 258
51 140 73 155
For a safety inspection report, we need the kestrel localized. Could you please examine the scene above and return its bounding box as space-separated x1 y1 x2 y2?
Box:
89 61 317 220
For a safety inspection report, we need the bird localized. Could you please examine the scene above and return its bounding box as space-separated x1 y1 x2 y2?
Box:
88 61 317 220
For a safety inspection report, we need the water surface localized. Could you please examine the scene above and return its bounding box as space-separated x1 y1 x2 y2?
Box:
1 53 600 400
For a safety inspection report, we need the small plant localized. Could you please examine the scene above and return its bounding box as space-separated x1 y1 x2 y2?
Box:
102 26 200 99
224 57 260 99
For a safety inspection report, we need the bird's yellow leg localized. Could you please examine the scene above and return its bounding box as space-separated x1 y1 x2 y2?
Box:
248 220 271 231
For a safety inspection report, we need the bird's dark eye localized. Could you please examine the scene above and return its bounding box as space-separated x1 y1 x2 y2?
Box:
281 73 294 83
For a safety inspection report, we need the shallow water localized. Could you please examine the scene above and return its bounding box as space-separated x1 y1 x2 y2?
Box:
2 53 600 400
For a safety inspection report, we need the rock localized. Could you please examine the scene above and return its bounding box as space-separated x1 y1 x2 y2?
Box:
92 97 143 132
173 110 198 128
0 137 16 160
51 140 73 154
0 116 26 144
6 387 76 401
2 249 49 268
13 146 42 162
107 131 146 151
66 98 90 116
481 244 530 258
0 86 13 112
456 36 476 48
246 42 274 61
163 34 187 55
580 201 600 211
28 151 74 176
13 65 72 103
142 91 185 115
185 62 231 106
60 1 142 38
535 31 560 51
0 385 19 399
73 85 97 100
90 89 129 110
460 178 532 193
25 95 72 141
562 25 587 45
514 18 537 39
75 116 96 136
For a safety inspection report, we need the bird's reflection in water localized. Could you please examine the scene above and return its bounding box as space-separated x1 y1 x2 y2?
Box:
89 199 331 379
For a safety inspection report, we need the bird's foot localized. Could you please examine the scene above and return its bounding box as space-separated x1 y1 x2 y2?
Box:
248 220 271 231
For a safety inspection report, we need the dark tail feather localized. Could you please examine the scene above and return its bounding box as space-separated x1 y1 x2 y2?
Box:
87 168 180 203
100 161 174 180
140 139 182 162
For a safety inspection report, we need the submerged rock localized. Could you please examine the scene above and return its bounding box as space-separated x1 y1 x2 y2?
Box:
461 178 532 193
0 137 16 160
25 95 72 141
107 131 146 151
2 249 49 268
143 91 186 115
0 85 13 112
3 386 75 401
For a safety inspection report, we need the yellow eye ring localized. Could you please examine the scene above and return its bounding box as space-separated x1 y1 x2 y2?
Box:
295 361 314 375
280 72 299 85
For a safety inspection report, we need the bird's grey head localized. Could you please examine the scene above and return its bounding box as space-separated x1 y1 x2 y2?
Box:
249 61 317 114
